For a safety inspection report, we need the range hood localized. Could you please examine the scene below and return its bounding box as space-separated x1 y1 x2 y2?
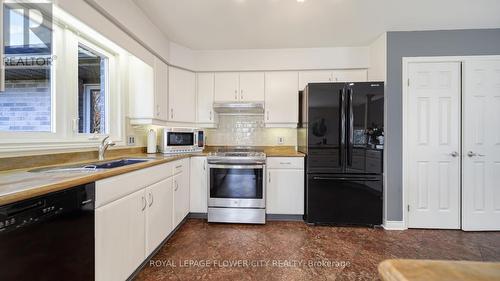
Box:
213 102 265 114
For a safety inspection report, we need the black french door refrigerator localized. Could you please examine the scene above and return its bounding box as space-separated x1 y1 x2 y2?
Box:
298 82 384 226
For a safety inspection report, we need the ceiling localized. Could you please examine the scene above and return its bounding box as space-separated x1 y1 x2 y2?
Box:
133 0 500 50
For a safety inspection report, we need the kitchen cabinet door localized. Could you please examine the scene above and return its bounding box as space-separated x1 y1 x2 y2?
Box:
298 70 332 91
332 69 367 82
190 157 208 213
128 56 155 119
266 169 304 215
168 67 196 123
145 177 173 257
264 71 299 126
214 72 239 102
95 189 146 281
153 58 168 121
239 72 265 102
196 73 216 125
173 159 190 227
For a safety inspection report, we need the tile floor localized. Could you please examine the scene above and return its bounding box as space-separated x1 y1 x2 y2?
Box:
135 219 500 281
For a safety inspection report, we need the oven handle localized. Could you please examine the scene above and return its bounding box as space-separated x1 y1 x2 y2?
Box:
208 164 265 169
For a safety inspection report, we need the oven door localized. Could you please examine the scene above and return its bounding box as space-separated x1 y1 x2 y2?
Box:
208 164 266 208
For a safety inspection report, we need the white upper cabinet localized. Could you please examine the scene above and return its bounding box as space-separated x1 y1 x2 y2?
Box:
214 72 240 102
239 72 265 102
128 56 155 120
332 69 368 82
264 72 299 127
196 73 216 126
168 67 196 123
298 70 333 91
298 69 368 90
153 58 168 121
214 72 265 102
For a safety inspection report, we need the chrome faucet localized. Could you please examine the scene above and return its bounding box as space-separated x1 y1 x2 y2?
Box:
98 136 115 160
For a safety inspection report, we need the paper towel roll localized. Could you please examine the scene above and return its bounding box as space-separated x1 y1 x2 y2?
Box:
147 129 157 154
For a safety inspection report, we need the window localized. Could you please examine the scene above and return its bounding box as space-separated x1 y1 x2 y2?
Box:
0 4 53 132
0 5 127 152
77 44 108 134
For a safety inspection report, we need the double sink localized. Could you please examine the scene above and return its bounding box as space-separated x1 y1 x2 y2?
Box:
29 158 153 173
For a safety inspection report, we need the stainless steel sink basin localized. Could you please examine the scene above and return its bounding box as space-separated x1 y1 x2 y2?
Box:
29 158 153 173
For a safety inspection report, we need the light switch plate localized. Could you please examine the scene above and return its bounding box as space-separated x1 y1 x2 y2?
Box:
277 136 285 145
127 135 136 146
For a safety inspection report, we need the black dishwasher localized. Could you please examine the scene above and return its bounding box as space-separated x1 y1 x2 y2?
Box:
0 183 95 281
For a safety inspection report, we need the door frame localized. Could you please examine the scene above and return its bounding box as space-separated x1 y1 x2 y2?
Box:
401 55 500 229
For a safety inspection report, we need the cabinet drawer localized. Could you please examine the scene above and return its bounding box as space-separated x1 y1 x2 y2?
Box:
267 157 304 169
172 158 188 175
96 162 172 208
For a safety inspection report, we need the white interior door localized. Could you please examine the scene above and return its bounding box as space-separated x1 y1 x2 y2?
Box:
407 62 461 229
462 59 500 231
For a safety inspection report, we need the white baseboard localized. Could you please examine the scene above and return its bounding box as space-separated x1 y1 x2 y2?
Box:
383 221 406 230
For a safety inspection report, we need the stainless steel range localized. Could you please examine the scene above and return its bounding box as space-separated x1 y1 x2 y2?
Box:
207 148 266 224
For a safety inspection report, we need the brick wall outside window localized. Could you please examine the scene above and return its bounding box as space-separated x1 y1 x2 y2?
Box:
0 80 51 132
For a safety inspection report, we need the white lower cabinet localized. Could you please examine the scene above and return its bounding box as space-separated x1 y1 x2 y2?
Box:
190 157 208 213
173 158 190 227
145 177 173 257
95 160 190 281
95 189 146 281
266 157 305 215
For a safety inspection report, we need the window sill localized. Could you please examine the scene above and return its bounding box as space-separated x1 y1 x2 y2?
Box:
0 139 128 156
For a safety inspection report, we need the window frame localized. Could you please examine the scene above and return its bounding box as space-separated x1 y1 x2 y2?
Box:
74 37 114 139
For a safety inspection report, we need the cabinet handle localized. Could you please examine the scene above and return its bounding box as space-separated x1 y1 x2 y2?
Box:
203 160 206 171
170 108 174 119
235 90 238 100
268 171 271 183
266 111 270 121
141 196 147 211
148 192 153 207
175 165 182 169
280 162 292 165
156 105 160 116
240 89 243 100
209 110 212 121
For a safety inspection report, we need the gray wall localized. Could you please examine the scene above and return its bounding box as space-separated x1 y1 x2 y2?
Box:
386 29 500 221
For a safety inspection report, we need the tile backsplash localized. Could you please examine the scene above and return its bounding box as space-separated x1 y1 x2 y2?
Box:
205 115 297 146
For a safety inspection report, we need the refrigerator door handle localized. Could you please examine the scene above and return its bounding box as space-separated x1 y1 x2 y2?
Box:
340 88 346 168
347 88 354 167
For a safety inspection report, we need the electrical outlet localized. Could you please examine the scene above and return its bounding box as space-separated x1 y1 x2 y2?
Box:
277 136 285 145
127 135 136 146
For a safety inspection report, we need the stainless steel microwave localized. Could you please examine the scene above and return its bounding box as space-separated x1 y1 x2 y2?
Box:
159 128 205 154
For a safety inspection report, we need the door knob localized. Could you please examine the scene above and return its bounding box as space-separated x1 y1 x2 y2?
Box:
450 151 459 157
467 151 485 157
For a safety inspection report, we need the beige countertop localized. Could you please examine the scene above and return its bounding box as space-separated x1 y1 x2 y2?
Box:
378 259 500 281
0 146 304 206
0 153 195 206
